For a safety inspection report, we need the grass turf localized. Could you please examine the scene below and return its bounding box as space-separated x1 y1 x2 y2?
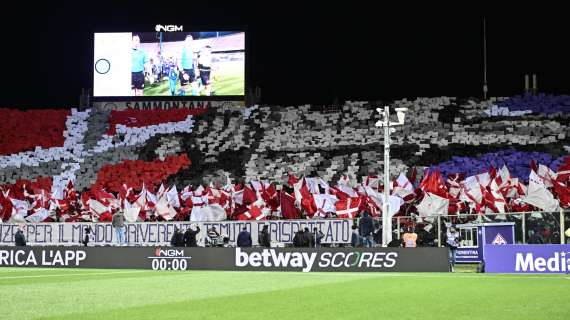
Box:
1 268 568 320
143 61 244 96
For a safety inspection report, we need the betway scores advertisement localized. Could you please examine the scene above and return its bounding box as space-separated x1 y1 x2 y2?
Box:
0 247 449 272
234 248 449 272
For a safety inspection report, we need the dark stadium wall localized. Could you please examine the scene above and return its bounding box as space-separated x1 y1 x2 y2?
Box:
1 2 569 108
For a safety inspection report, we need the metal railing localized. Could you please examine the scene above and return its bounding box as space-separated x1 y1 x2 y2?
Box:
367 209 569 246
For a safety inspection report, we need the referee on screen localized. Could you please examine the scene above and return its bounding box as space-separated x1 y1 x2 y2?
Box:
178 34 198 96
131 34 149 96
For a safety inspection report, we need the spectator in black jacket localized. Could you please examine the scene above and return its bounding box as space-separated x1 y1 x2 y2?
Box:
293 229 304 247
236 227 252 247
15 226 26 247
351 225 361 247
528 227 545 244
417 226 436 247
388 234 403 247
81 226 93 247
299 227 313 247
259 225 271 247
170 227 184 247
183 224 200 247
359 211 374 247
373 221 382 244
313 227 324 247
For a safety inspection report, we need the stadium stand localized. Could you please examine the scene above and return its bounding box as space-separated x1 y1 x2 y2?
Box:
1 94 569 224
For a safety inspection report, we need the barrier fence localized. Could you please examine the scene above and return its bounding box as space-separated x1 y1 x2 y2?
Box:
391 210 569 246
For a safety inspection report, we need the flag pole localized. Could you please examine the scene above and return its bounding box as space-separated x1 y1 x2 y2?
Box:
560 208 565 244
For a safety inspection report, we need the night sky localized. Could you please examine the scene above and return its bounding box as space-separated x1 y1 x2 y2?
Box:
1 2 568 108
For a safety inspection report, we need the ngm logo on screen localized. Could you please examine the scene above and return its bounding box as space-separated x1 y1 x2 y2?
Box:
155 25 183 32
154 248 185 257
149 247 190 271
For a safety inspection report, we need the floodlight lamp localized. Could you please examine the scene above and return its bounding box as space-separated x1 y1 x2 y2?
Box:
395 107 408 125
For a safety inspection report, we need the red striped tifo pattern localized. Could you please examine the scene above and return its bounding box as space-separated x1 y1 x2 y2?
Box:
0 108 69 155
92 154 191 193
106 108 209 135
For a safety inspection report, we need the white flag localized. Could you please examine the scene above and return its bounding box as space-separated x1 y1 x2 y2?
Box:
124 207 140 223
537 164 557 188
313 194 338 214
337 184 357 197
26 208 50 223
10 198 29 218
521 178 559 212
155 198 176 221
306 177 329 194
416 192 449 217
364 186 403 216
166 185 180 208
191 204 226 222
232 190 244 206
88 199 109 215
396 173 414 192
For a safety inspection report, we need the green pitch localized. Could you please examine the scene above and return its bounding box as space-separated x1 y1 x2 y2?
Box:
143 61 244 96
1 268 568 320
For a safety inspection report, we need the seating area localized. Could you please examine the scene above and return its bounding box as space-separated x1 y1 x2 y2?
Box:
0 108 69 155
1 94 569 223
493 93 570 115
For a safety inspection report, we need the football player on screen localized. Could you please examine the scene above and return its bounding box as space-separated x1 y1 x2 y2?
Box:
177 34 199 96
197 45 213 96
131 34 149 96
167 57 178 96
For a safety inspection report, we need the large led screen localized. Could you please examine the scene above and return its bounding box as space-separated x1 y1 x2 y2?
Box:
94 31 245 97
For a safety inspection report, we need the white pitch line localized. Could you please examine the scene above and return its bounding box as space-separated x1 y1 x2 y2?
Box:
295 273 569 280
368 273 569 280
0 270 150 280
0 270 567 280
156 271 570 280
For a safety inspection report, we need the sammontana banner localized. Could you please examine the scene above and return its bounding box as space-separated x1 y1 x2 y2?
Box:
93 100 243 111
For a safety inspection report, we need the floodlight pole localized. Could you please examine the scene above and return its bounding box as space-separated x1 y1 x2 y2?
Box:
382 106 391 247
376 105 407 247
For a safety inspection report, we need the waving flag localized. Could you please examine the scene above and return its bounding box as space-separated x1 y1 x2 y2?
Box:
416 192 449 217
522 171 559 211
279 190 301 219
26 208 51 223
166 185 180 208
313 194 338 217
124 207 140 223
396 173 413 192
335 197 361 219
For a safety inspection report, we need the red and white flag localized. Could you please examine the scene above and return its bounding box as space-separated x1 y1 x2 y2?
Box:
521 171 559 211
335 197 361 219
313 194 338 218
416 192 449 217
